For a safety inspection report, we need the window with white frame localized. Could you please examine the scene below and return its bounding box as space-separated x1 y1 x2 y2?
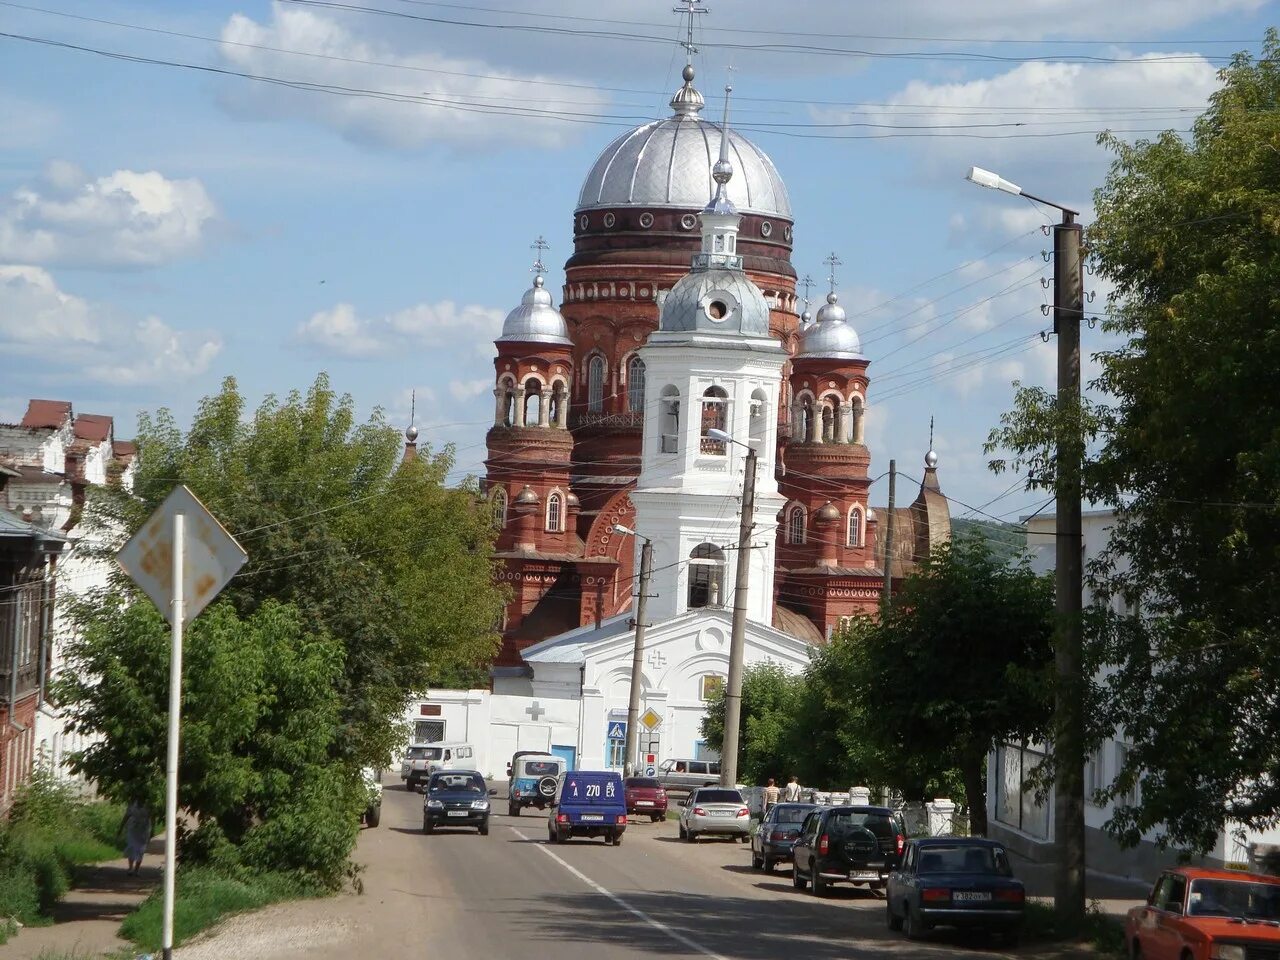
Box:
847 507 862 547
688 543 725 608
787 505 806 545
546 492 563 532
627 356 646 413
749 388 768 448
1083 747 1104 804
699 387 728 454
491 489 508 529
587 355 606 412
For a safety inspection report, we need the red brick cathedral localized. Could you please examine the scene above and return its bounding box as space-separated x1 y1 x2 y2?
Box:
481 66 949 669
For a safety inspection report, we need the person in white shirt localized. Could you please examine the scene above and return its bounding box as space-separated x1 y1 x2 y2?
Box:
782 776 802 802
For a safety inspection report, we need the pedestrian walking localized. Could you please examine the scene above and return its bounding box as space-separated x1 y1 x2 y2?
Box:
121 798 152 875
783 775 802 803
763 778 780 814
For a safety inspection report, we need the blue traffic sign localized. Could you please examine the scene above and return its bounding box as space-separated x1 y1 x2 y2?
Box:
645 765 656 776
607 721 627 740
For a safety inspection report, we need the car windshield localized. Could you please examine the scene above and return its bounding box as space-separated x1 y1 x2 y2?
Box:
773 805 814 824
520 760 561 776
695 790 743 805
408 746 442 760
1187 878 1280 920
827 811 897 838
916 844 1010 876
430 774 485 793
626 778 661 788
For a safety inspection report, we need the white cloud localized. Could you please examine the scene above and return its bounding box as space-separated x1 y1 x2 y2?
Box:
296 299 504 358
0 266 222 385
218 7 609 150
0 163 217 268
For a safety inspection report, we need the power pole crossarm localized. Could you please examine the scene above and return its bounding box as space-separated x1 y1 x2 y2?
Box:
720 444 757 788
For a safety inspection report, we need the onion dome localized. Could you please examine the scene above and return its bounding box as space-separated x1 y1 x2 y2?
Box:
796 292 863 360
866 508 878 522
576 65 791 219
497 276 571 346
514 485 539 505
659 270 771 337
817 502 841 522
565 491 580 507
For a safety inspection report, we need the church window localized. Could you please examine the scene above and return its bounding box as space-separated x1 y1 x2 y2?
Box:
491 489 508 530
587 355 606 413
749 388 768 449
821 402 835 443
848 507 862 547
546 492 563 532
688 543 725 609
700 387 728 455
660 386 680 454
787 505 806 545
700 674 725 702
627 356 646 413
523 377 543 426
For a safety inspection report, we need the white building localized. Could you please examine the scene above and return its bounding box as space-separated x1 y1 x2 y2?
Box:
987 508 1280 877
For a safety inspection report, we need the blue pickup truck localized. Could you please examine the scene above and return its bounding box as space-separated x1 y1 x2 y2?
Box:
547 771 627 846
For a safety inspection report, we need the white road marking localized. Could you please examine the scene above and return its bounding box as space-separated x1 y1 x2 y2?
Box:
511 827 729 960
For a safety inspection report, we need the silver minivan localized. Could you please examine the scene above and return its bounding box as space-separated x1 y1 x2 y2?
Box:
656 758 721 795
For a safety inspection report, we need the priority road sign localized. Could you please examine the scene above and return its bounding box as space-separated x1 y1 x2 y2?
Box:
640 708 662 730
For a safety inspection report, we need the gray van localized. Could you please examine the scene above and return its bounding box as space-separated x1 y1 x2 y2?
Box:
657 758 721 794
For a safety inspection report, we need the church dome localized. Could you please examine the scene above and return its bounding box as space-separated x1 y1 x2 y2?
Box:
659 268 772 338
576 68 792 220
497 276 571 346
796 292 863 360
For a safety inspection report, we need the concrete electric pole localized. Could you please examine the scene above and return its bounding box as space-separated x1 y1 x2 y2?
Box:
624 537 653 777
880 459 896 610
719 441 758 789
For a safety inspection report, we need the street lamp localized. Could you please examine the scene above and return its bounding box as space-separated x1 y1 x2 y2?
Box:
612 523 652 777
705 427 758 789
966 164 1085 927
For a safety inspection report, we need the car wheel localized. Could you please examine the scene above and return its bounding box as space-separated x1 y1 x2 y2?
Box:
903 903 927 941
763 857 774 872
751 851 762 870
793 865 808 890
886 899 903 931
422 818 433 835
406 778 416 793
740 834 751 844
509 804 520 817
365 805 381 828
651 814 661 823
612 832 623 847
678 823 687 839
687 830 698 843
811 866 828 897
479 820 489 836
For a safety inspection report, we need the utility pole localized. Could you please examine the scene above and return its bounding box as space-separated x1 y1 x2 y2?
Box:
879 459 896 610
1053 212 1086 929
720 443 757 788
623 539 653 777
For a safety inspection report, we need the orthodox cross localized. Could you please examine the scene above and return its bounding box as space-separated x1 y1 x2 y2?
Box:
530 235 550 276
525 700 546 721
824 251 843 294
672 0 708 62
799 274 814 313
929 416 935 450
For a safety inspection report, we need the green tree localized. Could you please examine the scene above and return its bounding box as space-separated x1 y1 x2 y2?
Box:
700 663 806 785
56 598 360 888
985 31 1280 855
85 374 505 768
836 538 1055 832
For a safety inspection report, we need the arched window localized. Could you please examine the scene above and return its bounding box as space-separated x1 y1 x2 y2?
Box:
787 505 806 545
524 377 543 426
688 543 726 609
491 489 508 530
848 507 862 547
800 397 815 442
502 382 516 427
546 492 563 532
660 385 681 454
749 387 768 449
587 355 606 413
821 401 835 443
627 356 646 413
700 386 728 455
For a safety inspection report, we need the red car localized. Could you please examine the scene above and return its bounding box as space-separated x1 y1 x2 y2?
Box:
624 776 668 822
1125 866 1280 960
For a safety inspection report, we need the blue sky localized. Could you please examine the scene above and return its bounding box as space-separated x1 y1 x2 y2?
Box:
0 0 1273 521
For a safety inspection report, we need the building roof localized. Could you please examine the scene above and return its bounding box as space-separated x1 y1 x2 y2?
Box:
73 414 113 442
771 603 824 646
20 399 71 430
0 507 69 546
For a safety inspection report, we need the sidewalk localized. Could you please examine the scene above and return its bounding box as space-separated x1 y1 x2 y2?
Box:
4 838 162 960
1012 849 1150 919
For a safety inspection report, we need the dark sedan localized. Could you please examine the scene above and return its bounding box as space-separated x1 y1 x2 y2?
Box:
422 770 494 835
886 837 1025 945
751 803 817 871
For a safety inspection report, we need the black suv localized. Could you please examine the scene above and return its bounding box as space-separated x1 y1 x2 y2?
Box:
791 805 906 896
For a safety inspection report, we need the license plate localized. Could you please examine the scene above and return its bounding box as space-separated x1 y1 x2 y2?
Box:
447 811 469 817
579 814 604 822
850 870 880 880
954 891 992 902
636 801 654 806
709 810 732 817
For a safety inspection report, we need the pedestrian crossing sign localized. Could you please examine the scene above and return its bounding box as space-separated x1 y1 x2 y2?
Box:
608 721 626 740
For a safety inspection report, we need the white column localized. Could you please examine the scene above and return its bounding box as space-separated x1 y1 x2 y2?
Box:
494 387 506 426
807 405 821 444
839 403 853 443
853 402 866 444
513 387 526 428
537 387 550 427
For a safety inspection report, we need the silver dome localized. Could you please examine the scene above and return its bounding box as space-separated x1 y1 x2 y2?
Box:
796 292 863 360
925 450 939 468
577 72 791 219
658 268 772 339
497 276 572 346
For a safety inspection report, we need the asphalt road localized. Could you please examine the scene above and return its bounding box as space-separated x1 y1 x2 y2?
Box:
177 780 1088 960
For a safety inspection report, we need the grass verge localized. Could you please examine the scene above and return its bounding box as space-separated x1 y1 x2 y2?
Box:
1022 899 1126 956
120 866 318 951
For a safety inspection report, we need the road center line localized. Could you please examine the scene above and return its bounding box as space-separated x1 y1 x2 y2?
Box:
511 827 729 960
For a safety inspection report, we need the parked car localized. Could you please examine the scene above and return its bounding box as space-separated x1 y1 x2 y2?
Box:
361 767 382 828
657 758 721 795
791 805 906 895
548 771 627 845
1124 866 1280 960
401 742 477 791
422 770 494 835
624 776 669 822
507 753 565 817
677 786 751 842
751 802 817 871
885 837 1024 944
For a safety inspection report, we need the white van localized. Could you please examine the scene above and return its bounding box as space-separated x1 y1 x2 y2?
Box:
400 742 477 791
